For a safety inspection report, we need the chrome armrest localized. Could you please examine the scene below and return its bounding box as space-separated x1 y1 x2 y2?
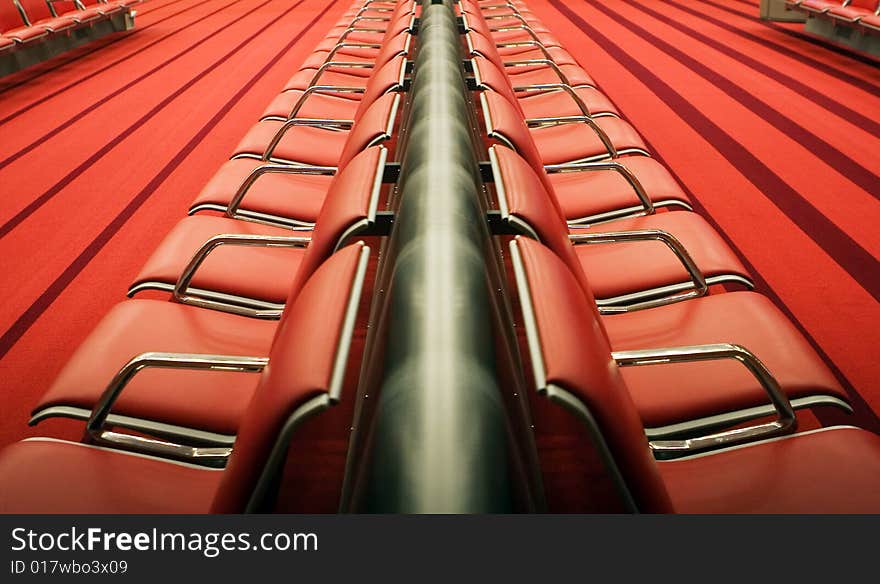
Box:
263 118 352 161
351 15 392 22
316 60 375 74
526 112 617 158
86 352 269 463
544 161 653 216
568 229 707 312
227 163 334 222
174 234 311 318
613 344 797 456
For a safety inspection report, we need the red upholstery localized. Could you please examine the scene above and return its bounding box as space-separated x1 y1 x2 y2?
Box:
50 0 105 22
17 0 77 30
132 146 385 305
549 156 691 221
513 238 880 513
828 0 878 20
861 12 880 28
131 216 306 305
262 90 361 122
470 31 595 87
1 0 50 40
234 92 397 167
6 246 367 513
33 299 274 435
798 0 841 12
605 291 848 428
0 439 220 513
571 212 751 301
484 91 648 165
512 237 675 513
0 34 14 49
660 427 880 513
190 159 332 223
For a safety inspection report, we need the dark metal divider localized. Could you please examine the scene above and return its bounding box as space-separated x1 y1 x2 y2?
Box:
344 0 516 512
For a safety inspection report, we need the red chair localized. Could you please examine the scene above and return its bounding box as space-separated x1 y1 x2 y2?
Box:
47 0 105 22
798 0 843 14
491 144 751 306
30 242 370 447
128 146 388 310
827 0 879 21
0 245 370 513
0 33 15 50
1 0 52 41
16 0 78 31
232 92 400 166
510 237 880 513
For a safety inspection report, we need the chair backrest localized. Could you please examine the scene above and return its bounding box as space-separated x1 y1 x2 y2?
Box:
210 243 369 513
490 145 591 293
49 0 79 16
480 90 556 194
510 236 674 513
466 28 507 73
354 54 406 120
1 0 27 31
287 145 386 300
338 92 400 168
473 55 523 112
17 0 53 23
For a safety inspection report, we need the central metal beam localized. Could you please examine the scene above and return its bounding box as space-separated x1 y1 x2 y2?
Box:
356 0 512 513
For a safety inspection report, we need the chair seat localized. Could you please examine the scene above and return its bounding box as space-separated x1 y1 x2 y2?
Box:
603 291 848 428
59 7 105 23
496 45 578 66
32 299 277 436
506 63 595 89
283 67 373 92
131 215 306 305
571 212 751 301
262 90 360 121
83 1 126 15
531 117 649 164
31 16 78 31
0 35 14 50
550 156 690 221
3 25 49 41
190 159 332 224
861 13 880 28
491 28 562 48
234 121 349 166
828 5 874 20
0 439 220 513
798 0 840 12
517 86 619 118
660 427 880 513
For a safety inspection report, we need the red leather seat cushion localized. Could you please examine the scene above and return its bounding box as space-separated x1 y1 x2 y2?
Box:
262 90 361 121
234 120 349 166
491 28 561 47
0 439 221 513
862 13 880 27
191 158 331 223
131 215 306 305
31 16 77 31
283 67 373 92
532 117 648 164
572 212 750 300
828 5 874 19
33 299 277 435
550 156 690 221
59 7 105 22
604 291 848 427
0 36 14 50
799 0 841 11
517 87 619 119
3 26 49 41
506 63 595 88
660 427 880 513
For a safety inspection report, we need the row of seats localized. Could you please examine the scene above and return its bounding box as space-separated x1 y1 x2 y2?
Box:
464 0 880 512
0 0 413 513
0 0 138 54
787 0 880 34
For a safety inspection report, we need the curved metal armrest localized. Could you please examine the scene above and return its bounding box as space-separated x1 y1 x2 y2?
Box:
316 60 375 74
86 352 269 463
352 15 392 22
613 344 797 456
174 234 311 318
263 117 352 161
569 229 707 312
227 163 334 221
526 112 618 158
545 161 653 215
517 83 594 117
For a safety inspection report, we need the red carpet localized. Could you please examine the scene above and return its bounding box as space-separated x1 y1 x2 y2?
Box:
523 0 880 434
0 0 349 448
